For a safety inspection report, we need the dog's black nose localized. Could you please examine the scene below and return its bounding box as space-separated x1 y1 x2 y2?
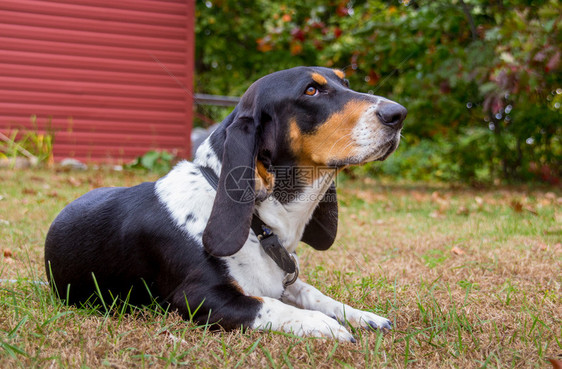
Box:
376 103 407 129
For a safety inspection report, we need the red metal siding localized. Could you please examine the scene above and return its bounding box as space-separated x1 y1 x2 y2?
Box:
0 0 194 163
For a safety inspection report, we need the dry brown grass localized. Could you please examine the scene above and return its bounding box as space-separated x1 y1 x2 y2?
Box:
0 168 560 368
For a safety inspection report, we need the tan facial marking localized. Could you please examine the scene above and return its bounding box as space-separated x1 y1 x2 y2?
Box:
255 160 275 196
289 119 304 159
333 69 345 79
289 100 371 167
311 72 328 85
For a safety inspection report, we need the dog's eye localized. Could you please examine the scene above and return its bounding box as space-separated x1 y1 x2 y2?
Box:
304 86 318 96
343 79 350 88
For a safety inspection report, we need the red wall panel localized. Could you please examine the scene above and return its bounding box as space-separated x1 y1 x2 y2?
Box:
0 0 194 163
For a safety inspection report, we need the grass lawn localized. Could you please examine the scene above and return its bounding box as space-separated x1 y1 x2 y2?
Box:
0 168 560 368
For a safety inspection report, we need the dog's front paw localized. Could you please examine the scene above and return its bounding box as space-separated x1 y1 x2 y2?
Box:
289 309 357 342
252 297 356 342
337 307 392 331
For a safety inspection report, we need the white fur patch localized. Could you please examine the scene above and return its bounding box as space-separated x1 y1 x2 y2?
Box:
156 129 225 238
251 297 355 342
193 138 222 174
224 240 287 298
351 98 402 162
155 161 215 238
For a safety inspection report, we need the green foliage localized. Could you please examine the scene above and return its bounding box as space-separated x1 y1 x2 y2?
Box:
0 115 55 166
422 249 449 268
128 150 176 173
196 0 561 183
364 127 501 183
368 138 454 182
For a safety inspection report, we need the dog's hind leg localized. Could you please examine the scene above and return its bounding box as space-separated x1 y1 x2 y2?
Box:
166 282 264 331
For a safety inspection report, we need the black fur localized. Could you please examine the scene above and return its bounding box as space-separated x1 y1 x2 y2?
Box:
45 183 261 329
301 182 338 250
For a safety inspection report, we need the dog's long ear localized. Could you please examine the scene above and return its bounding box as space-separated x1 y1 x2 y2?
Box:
301 181 338 250
203 113 259 257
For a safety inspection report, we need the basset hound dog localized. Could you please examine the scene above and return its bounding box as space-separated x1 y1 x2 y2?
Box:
45 66 407 342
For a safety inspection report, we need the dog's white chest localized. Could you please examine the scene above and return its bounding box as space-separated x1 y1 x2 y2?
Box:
224 237 286 298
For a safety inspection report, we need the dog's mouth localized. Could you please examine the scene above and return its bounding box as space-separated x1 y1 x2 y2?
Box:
373 140 399 162
324 128 402 168
326 138 399 168
359 133 401 163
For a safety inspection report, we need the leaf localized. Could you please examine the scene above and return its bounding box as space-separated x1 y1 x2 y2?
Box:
534 50 547 62
543 18 556 32
159 329 189 346
510 199 523 213
429 210 442 218
479 82 497 95
549 358 562 369
535 242 548 252
451 246 465 255
546 51 560 72
456 206 469 216
524 205 538 216
67 177 82 187
290 42 303 55
22 188 37 195
475 196 484 208
500 51 515 64
140 150 159 170
545 192 556 201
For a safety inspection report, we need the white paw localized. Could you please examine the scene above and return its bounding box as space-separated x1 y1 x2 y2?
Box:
335 306 392 331
252 298 356 342
284 309 356 342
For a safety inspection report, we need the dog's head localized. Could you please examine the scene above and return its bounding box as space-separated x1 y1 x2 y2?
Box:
203 67 406 257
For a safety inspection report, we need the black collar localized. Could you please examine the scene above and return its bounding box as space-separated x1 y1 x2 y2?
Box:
199 166 297 275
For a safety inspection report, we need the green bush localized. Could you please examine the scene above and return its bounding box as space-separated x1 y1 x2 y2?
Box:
196 0 561 183
128 150 176 173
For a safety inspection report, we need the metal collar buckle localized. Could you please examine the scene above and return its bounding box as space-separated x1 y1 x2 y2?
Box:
283 254 299 287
